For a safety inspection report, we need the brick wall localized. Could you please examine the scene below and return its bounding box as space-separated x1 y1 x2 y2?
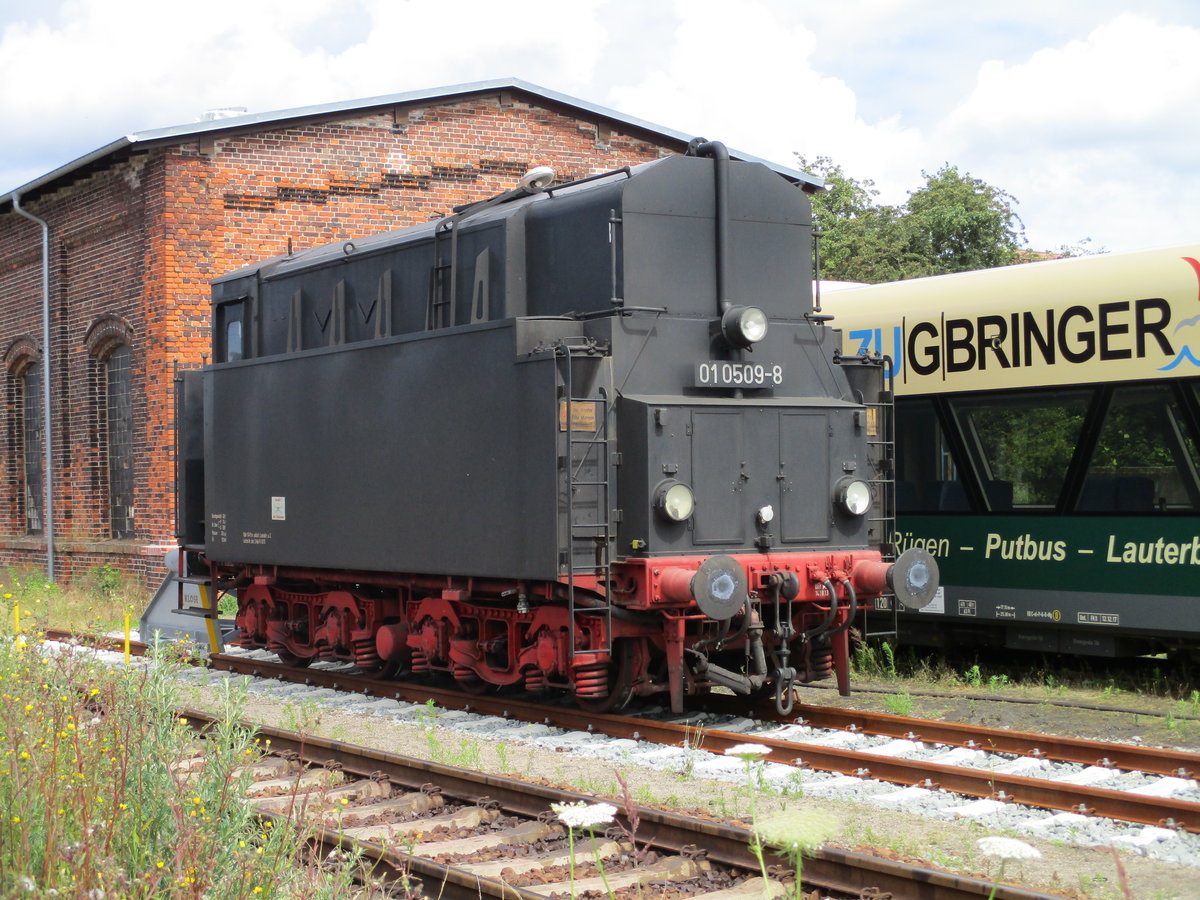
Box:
0 93 674 586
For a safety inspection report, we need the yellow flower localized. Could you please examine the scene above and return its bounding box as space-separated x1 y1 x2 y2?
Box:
253 889 264 894
156 861 165 869
11 816 19 824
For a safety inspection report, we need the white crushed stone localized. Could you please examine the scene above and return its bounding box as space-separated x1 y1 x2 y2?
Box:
1056 765 1119 786
859 738 923 757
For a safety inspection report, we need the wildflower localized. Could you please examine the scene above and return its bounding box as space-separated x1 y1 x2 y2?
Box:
724 743 771 760
551 801 619 898
156 862 165 869
760 810 840 853
977 836 1041 900
551 801 617 830
977 837 1041 861
253 889 264 895
11 816 20 824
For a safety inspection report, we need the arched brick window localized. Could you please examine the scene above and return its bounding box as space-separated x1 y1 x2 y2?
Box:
4 337 44 535
85 316 135 539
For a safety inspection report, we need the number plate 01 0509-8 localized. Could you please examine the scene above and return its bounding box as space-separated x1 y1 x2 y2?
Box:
694 361 783 389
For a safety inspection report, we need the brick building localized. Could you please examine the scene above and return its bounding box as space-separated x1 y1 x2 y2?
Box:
0 78 809 584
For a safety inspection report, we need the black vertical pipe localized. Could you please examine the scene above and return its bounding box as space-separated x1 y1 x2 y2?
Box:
691 140 731 315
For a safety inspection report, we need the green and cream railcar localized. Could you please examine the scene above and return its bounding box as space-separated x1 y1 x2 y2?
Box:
825 245 1200 656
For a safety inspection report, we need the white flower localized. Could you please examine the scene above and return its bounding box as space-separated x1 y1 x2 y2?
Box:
724 743 771 760
976 836 1042 861
759 809 840 852
552 801 618 830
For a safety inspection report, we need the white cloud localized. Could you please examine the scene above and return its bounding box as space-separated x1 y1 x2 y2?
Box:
2 0 1197 252
936 13 1200 250
0 0 613 190
603 0 927 190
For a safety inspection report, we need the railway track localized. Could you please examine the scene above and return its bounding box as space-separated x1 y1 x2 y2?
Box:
181 708 1062 900
199 650 1200 834
47 629 1200 852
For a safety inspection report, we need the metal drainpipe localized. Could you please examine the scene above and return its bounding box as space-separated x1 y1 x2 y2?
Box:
11 192 55 582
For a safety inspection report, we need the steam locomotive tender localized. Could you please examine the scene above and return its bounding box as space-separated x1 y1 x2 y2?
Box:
176 142 937 714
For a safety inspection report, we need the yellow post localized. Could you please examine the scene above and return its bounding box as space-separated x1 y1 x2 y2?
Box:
12 599 18 634
124 612 131 666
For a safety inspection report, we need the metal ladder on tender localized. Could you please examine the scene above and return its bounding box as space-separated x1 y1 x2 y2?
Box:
555 344 614 668
861 358 901 642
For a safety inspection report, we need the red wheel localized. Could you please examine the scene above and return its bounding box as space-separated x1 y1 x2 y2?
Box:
274 648 313 668
453 668 498 695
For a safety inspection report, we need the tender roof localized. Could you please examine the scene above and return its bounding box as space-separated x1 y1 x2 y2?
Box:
2 77 819 210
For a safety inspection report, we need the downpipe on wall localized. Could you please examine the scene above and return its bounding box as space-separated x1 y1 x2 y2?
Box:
11 192 55 581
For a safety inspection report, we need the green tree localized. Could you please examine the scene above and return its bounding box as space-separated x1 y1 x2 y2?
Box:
797 156 1026 283
905 164 1024 274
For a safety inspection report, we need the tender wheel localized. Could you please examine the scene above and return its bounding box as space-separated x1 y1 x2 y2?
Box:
361 658 405 680
274 648 313 668
454 670 499 695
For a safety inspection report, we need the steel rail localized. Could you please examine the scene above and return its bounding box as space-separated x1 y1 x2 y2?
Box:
207 654 1200 833
797 679 1200 722
708 694 1200 778
44 628 149 656
44 629 1196 775
181 708 1063 900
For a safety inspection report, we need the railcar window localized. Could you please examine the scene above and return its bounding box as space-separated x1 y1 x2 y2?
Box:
1079 383 1200 512
950 389 1090 509
894 398 964 512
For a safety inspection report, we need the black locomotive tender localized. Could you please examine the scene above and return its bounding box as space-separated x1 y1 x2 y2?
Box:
176 142 937 713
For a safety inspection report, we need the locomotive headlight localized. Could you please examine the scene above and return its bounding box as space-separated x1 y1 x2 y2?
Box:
720 305 769 348
834 477 872 516
654 480 696 522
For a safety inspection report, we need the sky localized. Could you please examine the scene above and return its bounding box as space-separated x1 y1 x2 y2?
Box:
1 0 1196 253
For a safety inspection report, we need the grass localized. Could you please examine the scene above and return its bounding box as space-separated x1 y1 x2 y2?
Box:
882 690 915 717
1 583 381 898
3 565 145 635
851 636 1200 702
